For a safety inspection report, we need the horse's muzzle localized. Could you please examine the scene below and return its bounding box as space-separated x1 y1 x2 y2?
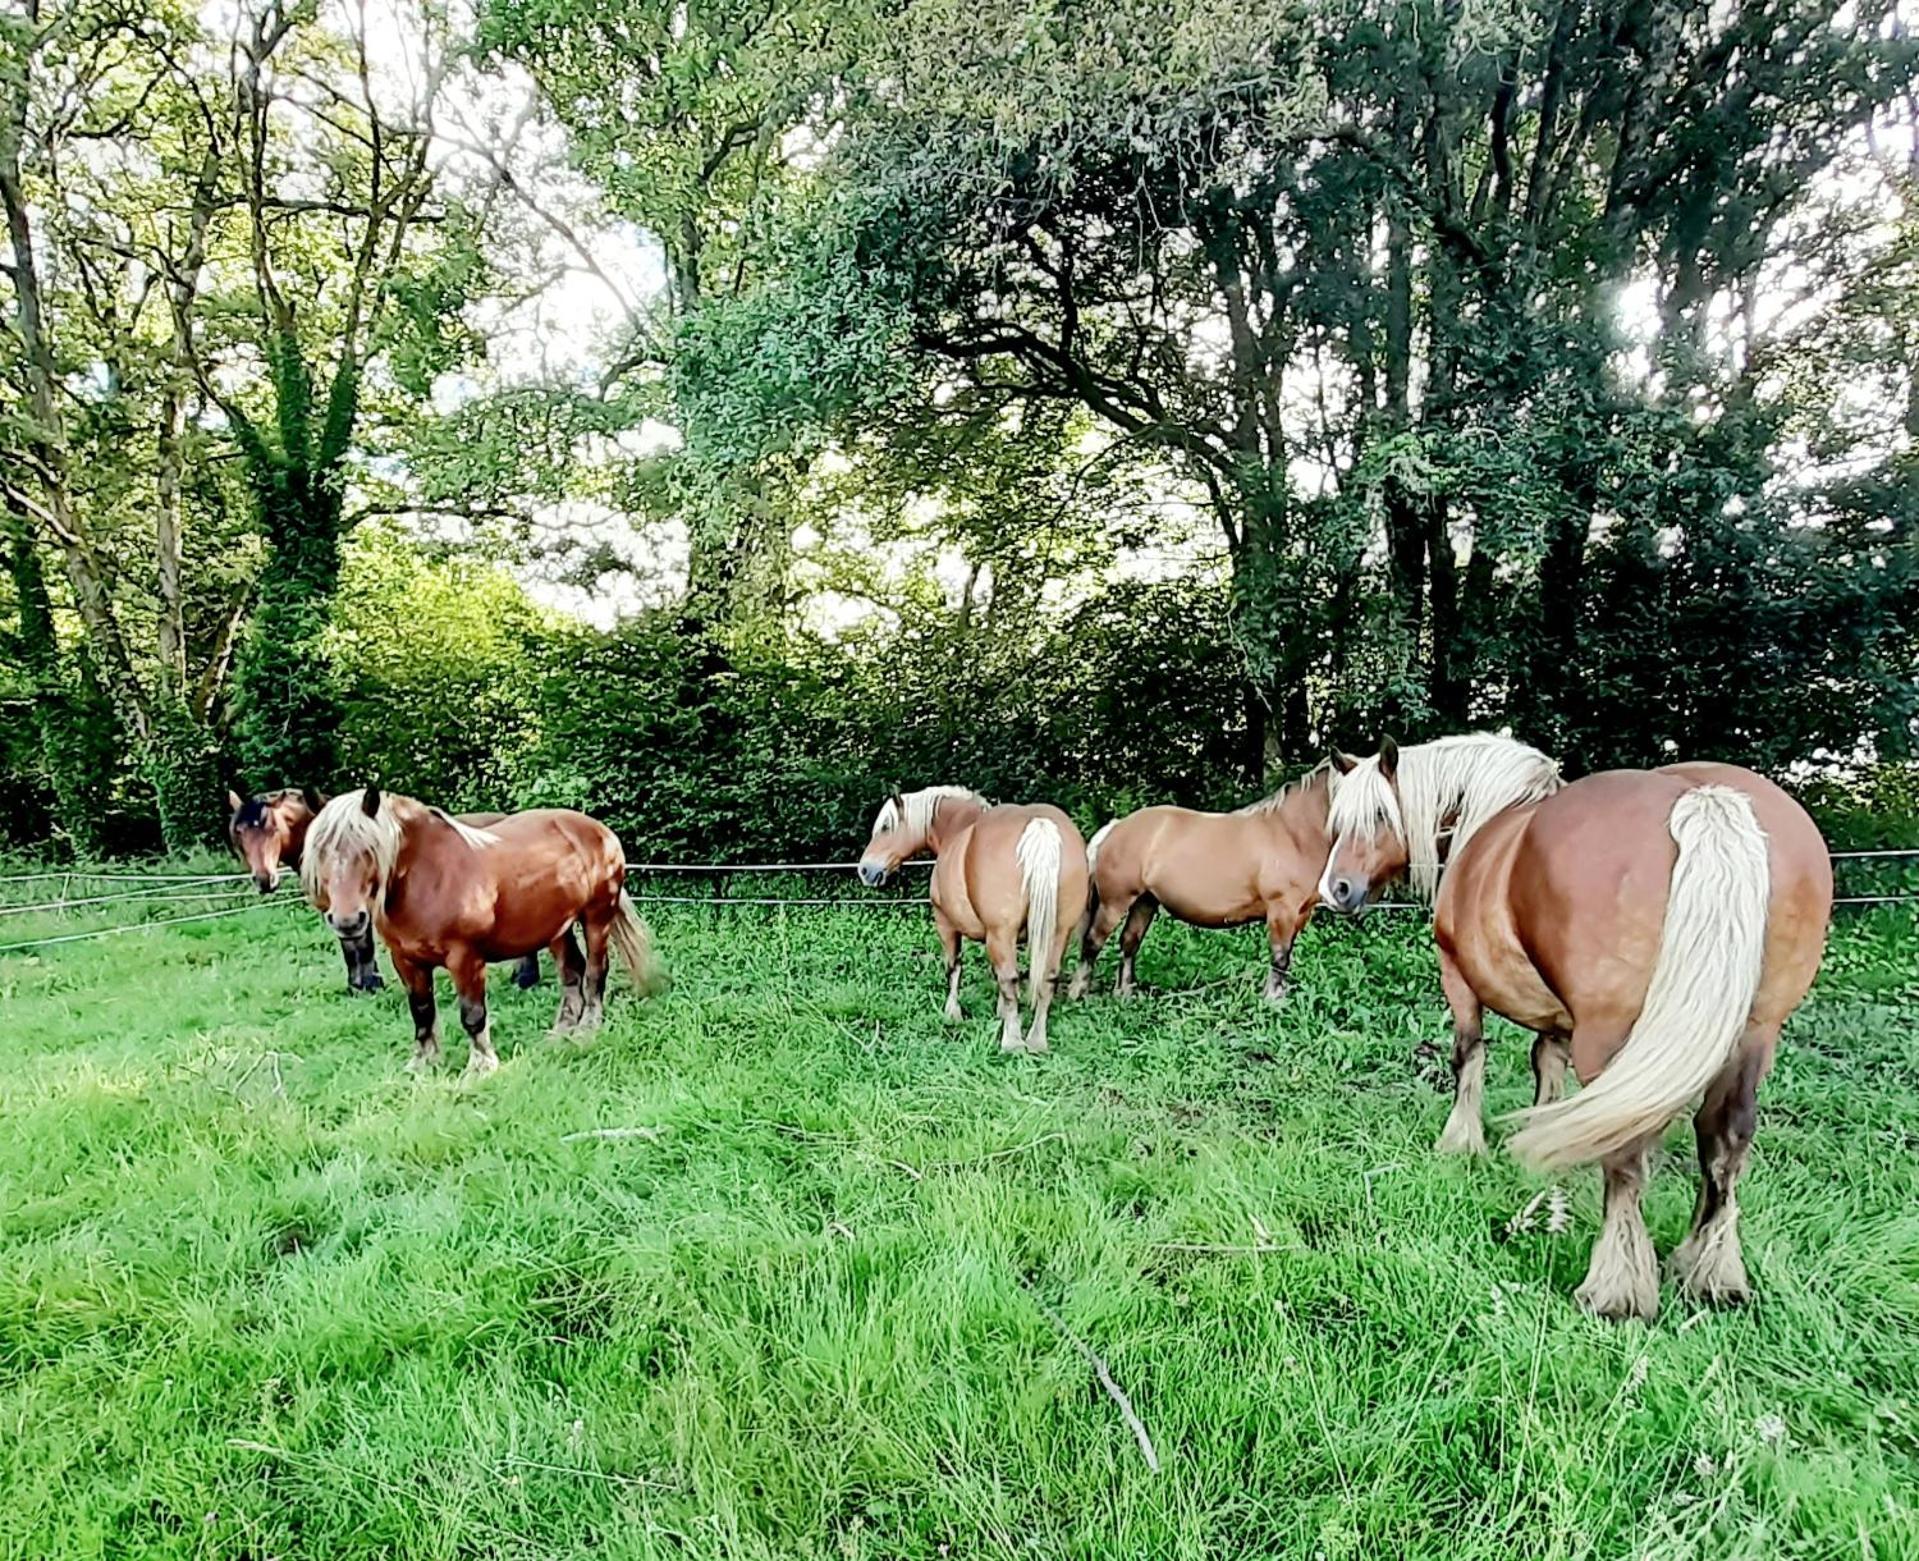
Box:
329 909 372 939
857 861 890 888
1321 875 1369 916
254 874 278 895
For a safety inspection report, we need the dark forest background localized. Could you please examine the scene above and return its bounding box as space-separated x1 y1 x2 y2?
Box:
4 0 1916 861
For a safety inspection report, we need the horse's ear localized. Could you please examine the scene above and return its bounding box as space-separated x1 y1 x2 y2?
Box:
226 788 244 814
361 785 382 817
1379 737 1400 782
301 787 325 813
1330 751 1358 775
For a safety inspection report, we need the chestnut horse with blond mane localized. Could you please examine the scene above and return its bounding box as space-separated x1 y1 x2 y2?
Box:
857 786 1089 1054
1068 766 1335 1003
302 788 660 1076
1319 733 1831 1321
227 787 543 994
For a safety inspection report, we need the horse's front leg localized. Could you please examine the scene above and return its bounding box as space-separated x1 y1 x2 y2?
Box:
1434 946 1488 1156
448 948 498 1079
342 928 384 993
395 957 441 1073
1262 908 1299 1005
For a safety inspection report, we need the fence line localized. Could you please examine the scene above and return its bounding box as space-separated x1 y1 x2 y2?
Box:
0 898 296 955
2 847 1914 890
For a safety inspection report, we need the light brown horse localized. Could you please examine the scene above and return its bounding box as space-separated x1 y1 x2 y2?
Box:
1067 767 1334 1003
227 788 544 993
302 788 661 1076
857 786 1089 1053
1319 735 1831 1321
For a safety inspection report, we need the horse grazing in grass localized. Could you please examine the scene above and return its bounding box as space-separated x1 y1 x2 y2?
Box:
858 786 1089 1054
302 788 661 1077
1319 734 1831 1321
227 788 542 994
1068 766 1334 1003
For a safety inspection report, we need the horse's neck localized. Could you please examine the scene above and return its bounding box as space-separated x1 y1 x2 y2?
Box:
925 798 985 853
1262 771 1332 848
279 804 316 864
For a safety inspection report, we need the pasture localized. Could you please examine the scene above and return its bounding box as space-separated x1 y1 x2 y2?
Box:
2 891 1916 1560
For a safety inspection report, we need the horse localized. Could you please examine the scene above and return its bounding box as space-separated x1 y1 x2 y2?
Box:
1317 734 1831 1322
1067 766 1334 1003
857 786 1090 1054
301 788 661 1077
228 789 545 994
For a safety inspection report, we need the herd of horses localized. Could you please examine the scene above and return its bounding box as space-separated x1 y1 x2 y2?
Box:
228 732 1833 1323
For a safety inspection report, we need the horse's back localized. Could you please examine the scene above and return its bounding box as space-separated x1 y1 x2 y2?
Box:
419 806 625 959
1447 764 1830 1038
936 803 1087 939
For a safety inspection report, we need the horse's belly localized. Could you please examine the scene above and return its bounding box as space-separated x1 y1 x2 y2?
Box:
1146 859 1264 927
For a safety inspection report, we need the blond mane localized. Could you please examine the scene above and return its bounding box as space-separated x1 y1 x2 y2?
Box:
1236 760 1332 817
1327 733 1562 901
301 788 498 902
871 785 988 841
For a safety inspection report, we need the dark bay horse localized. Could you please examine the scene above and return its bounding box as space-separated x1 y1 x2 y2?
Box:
1068 767 1333 1003
228 788 542 993
1319 736 1831 1321
858 786 1090 1054
302 788 661 1076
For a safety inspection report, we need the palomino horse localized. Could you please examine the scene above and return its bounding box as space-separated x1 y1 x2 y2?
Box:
1318 735 1831 1321
228 788 543 993
302 789 661 1076
857 786 1089 1054
1068 766 1333 1003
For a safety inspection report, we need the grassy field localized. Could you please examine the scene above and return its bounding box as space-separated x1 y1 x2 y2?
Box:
2 882 1916 1560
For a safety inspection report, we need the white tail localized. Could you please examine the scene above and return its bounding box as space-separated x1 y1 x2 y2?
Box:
1086 819 1116 875
1016 818 1064 1003
1507 785 1771 1170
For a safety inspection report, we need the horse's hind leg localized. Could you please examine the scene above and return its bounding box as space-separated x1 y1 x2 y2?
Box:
549 926 587 1034
1670 1025 1777 1306
935 908 964 1023
1116 895 1158 998
1023 913 1074 1056
986 925 1023 1052
1575 1135 1661 1322
513 952 542 989
1068 888 1128 1000
1435 949 1488 1156
579 911 612 1030
449 949 499 1080
1531 1030 1572 1107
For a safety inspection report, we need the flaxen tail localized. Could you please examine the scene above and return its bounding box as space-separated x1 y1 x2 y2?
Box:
609 891 666 996
1085 819 1116 875
1506 785 1770 1170
1016 817 1064 1003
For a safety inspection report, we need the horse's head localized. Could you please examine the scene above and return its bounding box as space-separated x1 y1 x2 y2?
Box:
1319 738 1406 914
859 793 918 887
227 787 324 893
302 786 394 941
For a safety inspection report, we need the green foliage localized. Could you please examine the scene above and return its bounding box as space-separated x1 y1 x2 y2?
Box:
328 527 546 808
2 900 1916 1556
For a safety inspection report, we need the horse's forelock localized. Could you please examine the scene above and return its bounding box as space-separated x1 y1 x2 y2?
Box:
1327 758 1404 844
301 788 404 903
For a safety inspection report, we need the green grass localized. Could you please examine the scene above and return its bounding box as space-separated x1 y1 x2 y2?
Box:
2 889 1917 1560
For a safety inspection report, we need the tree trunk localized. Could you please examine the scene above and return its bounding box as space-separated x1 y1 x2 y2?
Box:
5 501 116 855
231 464 348 786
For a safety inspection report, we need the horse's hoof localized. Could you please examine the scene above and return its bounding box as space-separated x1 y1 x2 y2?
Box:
1023 1035 1050 1055
1434 1118 1488 1157
943 1004 963 1024
463 1052 500 1080
405 1053 438 1076
999 1035 1026 1054
1670 1236 1751 1306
